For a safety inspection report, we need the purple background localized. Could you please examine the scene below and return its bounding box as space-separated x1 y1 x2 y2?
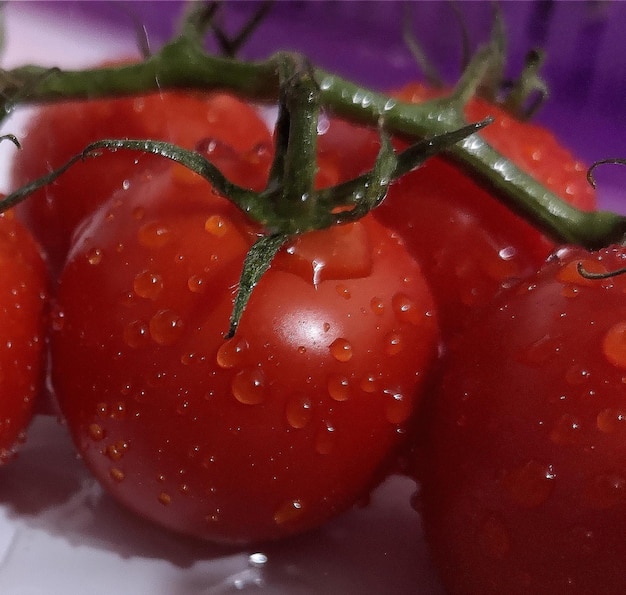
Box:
30 1 626 209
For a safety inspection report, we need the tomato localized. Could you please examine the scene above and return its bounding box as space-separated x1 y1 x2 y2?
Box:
318 84 596 338
50 158 439 544
0 210 48 462
420 244 626 595
10 88 272 276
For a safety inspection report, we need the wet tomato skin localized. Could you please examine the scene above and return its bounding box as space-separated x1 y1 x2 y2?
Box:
420 245 626 595
0 211 48 461
51 161 439 544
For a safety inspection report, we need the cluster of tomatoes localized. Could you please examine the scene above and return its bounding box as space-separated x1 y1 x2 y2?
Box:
1 73 623 593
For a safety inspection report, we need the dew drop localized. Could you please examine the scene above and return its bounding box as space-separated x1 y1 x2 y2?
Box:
550 413 582 446
138 221 172 248
248 552 268 568
586 473 626 509
323 322 331 333
216 337 249 369
105 439 129 462
335 284 351 300
385 331 403 356
392 293 421 325
273 499 305 525
315 421 336 455
327 374 350 401
370 297 385 316
501 460 556 508
285 393 313 429
359 373 378 393
133 270 163 300
597 408 626 433
205 214 231 237
109 468 125 483
187 274 207 294
385 391 413 424
603 321 626 369
158 492 172 506
329 338 352 362
231 368 267 405
86 248 103 265
149 310 184 345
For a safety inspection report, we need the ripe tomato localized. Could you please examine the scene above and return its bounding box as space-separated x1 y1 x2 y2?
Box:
0 210 48 462
50 159 439 544
10 88 272 276
420 244 626 595
318 84 596 338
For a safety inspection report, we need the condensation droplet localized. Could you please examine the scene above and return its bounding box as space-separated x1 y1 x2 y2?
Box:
597 408 626 433
133 270 163 300
550 413 582 446
392 293 421 325
88 423 105 442
501 460 556 508
385 331 403 356
335 284 351 300
87 248 103 265
231 368 267 405
216 337 249 369
315 421 336 455
109 468 125 483
187 274 207 294
158 492 172 506
370 297 385 316
329 338 352 362
249 552 268 567
149 310 184 346
138 221 172 248
285 394 313 429
273 499 305 525
205 214 231 237
603 321 626 369
359 373 378 393
327 374 350 401
586 473 626 509
105 440 129 462
385 391 413 424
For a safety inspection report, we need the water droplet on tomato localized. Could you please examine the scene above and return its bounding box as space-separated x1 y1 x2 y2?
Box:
138 221 172 248
329 338 352 362
385 391 413 424
149 310 184 345
216 337 249 369
315 421 336 455
585 474 626 509
248 552 268 568
273 499 305 525
392 293 421 325
521 334 561 366
327 374 350 401
323 322 331 333
359 373 378 393
335 284 351 299
597 408 626 433
603 321 626 369
133 270 163 300
109 468 125 483
205 214 231 237
565 364 591 385
88 423 105 441
385 331 403 356
231 367 267 405
158 492 172 506
501 460 556 507
187 274 207 294
105 439 129 461
370 297 384 316
550 413 582 446
285 394 313 429
86 248 103 265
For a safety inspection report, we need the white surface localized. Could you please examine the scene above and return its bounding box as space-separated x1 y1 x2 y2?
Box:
0 5 442 594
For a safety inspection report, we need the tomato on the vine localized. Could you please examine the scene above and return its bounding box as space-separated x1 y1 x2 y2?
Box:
10 88 273 276
50 156 439 544
0 210 48 462
420 245 626 595
318 83 596 338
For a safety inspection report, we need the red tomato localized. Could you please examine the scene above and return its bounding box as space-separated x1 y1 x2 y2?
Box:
50 160 439 544
0 210 48 462
420 245 626 595
318 84 596 338
10 89 272 276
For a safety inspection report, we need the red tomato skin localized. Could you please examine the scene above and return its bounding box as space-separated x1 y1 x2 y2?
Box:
318 84 596 338
420 245 626 595
10 90 272 276
50 163 439 544
0 211 48 461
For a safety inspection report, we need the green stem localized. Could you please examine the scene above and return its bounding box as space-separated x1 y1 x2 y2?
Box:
3 31 625 249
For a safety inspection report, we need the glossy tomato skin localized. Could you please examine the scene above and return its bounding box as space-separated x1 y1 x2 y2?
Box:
318 84 596 338
0 211 48 461
10 89 272 276
421 245 626 595
51 161 439 544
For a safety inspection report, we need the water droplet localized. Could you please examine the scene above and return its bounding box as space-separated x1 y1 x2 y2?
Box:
149 310 184 345
158 492 172 506
105 439 129 462
133 270 163 300
187 274 207 294
565 364 591 385
273 499 305 525
205 214 231 237
521 334 561 366
327 374 350 401
109 468 125 483
88 423 105 441
323 322 331 333
122 179 131 191
501 460 556 507
603 321 626 369
285 393 313 429
248 552 268 568
550 413 582 446
370 297 384 316
335 284 351 299
385 331 403 356
86 248 103 265
315 421 336 455
231 367 267 405
585 473 626 509
392 293 421 325
597 408 626 433
359 373 378 393
216 337 249 369
138 221 172 248
385 391 413 424
329 338 352 362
